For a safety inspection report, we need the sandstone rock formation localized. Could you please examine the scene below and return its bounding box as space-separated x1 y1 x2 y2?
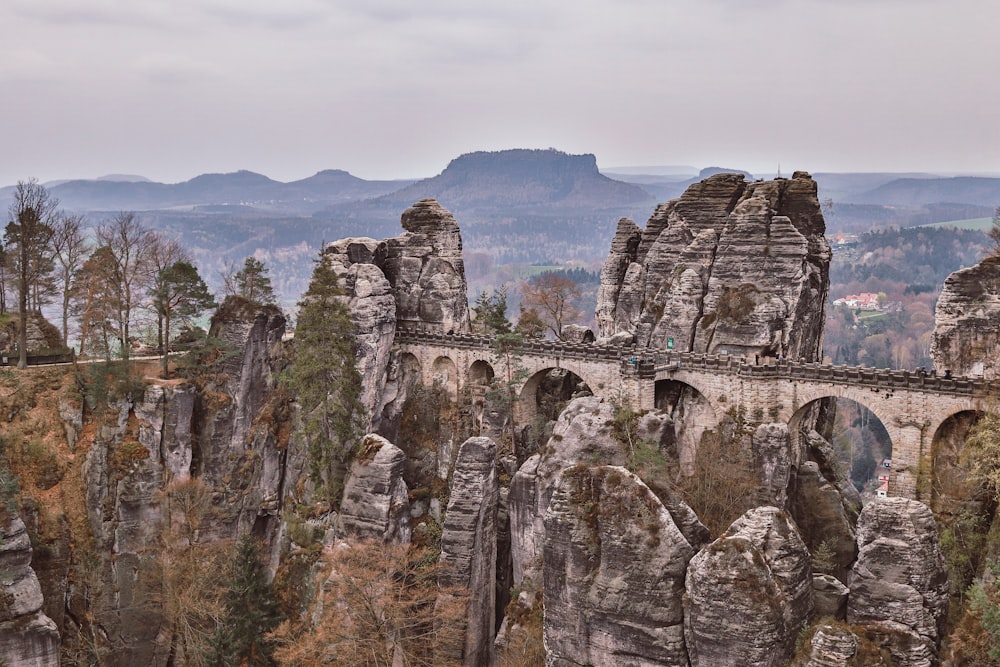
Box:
793 623 889 667
509 397 626 586
377 198 471 334
789 460 858 583
812 574 850 620
685 506 814 667
753 422 795 506
543 465 695 666
337 434 411 543
596 172 830 360
437 437 499 666
0 512 60 667
847 497 949 666
317 199 472 436
931 254 1000 379
323 238 398 429
198 301 289 538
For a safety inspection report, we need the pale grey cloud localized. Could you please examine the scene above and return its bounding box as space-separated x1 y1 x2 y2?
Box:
1 0 998 185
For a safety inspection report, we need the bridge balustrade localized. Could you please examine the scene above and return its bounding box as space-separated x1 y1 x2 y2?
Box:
396 328 998 398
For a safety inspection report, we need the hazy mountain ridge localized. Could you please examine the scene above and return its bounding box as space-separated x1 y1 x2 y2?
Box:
3 150 998 306
848 176 1000 207
0 169 413 214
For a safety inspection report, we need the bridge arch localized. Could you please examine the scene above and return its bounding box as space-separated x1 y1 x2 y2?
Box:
431 355 459 398
654 378 719 475
788 395 893 496
468 359 495 388
930 408 987 501
397 351 422 388
517 367 594 450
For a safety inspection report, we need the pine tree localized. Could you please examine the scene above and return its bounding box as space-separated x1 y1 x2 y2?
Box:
5 179 59 368
472 286 512 335
233 257 276 305
208 535 282 667
154 261 217 378
285 252 364 506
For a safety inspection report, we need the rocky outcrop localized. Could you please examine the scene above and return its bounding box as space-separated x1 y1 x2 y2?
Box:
198 302 289 538
438 437 498 667
596 172 830 361
376 198 471 334
794 624 885 667
753 422 795 506
319 200 472 436
509 397 626 586
543 465 695 666
931 254 1000 379
0 311 63 355
812 574 850 620
337 434 411 543
789 461 858 583
847 497 949 666
323 238 398 430
0 512 60 667
685 506 814 666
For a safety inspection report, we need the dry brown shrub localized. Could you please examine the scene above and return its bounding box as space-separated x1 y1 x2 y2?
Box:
269 539 465 667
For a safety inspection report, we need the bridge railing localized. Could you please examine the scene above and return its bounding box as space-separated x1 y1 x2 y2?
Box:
395 327 999 397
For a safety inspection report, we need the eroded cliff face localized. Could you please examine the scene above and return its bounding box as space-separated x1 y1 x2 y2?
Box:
596 172 831 360
0 510 60 667
316 198 471 438
543 465 694 666
931 254 1000 378
377 197 471 334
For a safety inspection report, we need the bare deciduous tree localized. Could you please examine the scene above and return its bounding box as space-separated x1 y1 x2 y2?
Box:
520 273 583 341
51 212 90 347
269 539 466 667
96 212 157 359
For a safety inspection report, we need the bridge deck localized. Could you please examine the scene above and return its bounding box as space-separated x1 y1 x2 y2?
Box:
396 328 998 398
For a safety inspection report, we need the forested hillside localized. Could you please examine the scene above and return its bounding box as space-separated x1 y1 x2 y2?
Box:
823 226 990 368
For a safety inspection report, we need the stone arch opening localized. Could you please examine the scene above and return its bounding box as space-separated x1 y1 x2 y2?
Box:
398 352 422 389
468 359 496 436
930 409 988 505
789 397 892 499
469 359 495 388
653 379 717 476
517 368 593 457
930 408 995 594
431 355 459 398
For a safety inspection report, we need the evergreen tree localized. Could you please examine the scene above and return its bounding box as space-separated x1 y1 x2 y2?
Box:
5 179 59 368
153 261 217 378
208 535 282 667
472 286 512 335
285 252 364 506
232 257 276 305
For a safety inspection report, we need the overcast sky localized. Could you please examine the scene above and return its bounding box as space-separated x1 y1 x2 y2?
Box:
2 0 998 186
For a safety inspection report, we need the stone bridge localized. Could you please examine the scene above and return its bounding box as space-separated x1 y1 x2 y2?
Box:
395 328 997 498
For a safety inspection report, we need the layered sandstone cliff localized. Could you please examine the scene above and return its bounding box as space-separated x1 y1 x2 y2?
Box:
0 511 60 667
931 254 1000 378
596 172 831 360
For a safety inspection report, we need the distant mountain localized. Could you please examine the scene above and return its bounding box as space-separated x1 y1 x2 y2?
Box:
811 172 940 203
316 149 658 266
96 174 151 183
848 176 1000 207
2 169 413 214
364 148 653 212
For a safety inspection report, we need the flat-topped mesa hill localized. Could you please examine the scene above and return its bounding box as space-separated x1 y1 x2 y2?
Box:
370 148 652 211
596 171 831 361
